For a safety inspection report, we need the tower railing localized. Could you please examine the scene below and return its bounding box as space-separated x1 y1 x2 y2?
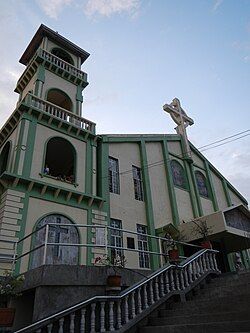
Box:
23 93 96 134
14 248 220 333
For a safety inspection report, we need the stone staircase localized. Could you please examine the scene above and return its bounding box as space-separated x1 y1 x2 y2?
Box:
139 271 250 333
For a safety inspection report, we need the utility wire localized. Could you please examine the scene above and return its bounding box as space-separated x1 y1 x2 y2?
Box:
104 129 250 179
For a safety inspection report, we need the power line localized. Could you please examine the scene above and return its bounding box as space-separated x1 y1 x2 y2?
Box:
104 129 250 179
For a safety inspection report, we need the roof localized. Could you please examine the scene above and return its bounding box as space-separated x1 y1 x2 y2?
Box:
19 24 90 66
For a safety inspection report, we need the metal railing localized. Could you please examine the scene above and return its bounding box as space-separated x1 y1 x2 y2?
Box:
24 93 96 133
14 248 220 333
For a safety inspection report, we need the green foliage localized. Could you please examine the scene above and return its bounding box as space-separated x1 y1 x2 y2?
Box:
0 271 24 298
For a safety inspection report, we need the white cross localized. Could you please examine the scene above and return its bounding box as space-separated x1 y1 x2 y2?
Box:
163 98 194 159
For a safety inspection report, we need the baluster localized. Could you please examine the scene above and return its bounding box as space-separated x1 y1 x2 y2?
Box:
155 277 160 301
192 261 197 280
179 269 185 290
58 317 64 333
165 270 170 293
170 268 175 290
149 280 154 304
80 308 86 333
70 313 75 333
143 284 148 309
183 266 188 288
159 274 165 297
195 259 200 277
90 303 96 333
201 254 206 272
47 323 53 333
100 301 106 332
198 257 203 275
138 288 142 313
213 253 219 271
109 301 115 331
117 300 122 329
209 253 214 270
205 253 210 270
124 296 129 323
131 292 136 318
175 269 180 290
188 263 193 283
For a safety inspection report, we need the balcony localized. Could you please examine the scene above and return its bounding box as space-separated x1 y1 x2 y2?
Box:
23 93 96 134
15 48 88 93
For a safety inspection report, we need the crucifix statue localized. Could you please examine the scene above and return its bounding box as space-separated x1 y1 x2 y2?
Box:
163 98 194 159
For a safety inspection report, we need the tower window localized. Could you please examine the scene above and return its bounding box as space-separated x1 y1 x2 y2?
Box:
195 171 209 198
170 160 187 189
44 137 76 182
133 166 144 201
47 89 72 112
0 142 11 175
51 48 74 65
109 157 120 194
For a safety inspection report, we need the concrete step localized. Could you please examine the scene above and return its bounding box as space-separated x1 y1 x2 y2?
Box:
150 311 250 325
196 284 250 300
210 273 250 287
172 293 250 311
139 320 250 333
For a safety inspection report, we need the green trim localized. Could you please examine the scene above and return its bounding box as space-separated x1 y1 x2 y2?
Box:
13 120 26 174
36 65 45 82
139 140 159 270
22 119 37 178
162 140 180 226
85 140 92 195
103 135 181 143
222 178 232 207
190 163 203 216
204 160 219 211
76 86 83 102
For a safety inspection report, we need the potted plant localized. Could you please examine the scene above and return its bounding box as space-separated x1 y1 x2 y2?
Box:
164 231 186 263
0 271 24 327
191 218 213 249
95 254 126 288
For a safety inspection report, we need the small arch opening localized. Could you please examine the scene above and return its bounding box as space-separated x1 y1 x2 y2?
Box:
170 160 187 189
0 142 11 175
195 171 209 198
51 48 74 65
44 137 76 182
47 89 72 112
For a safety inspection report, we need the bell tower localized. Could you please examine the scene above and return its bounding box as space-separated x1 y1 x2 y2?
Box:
0 25 106 275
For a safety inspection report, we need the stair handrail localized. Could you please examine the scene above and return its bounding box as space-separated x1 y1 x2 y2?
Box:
14 248 220 333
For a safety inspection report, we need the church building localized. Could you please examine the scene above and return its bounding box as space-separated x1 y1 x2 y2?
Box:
0 24 249 327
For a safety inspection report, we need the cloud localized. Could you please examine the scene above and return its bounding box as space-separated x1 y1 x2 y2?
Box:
36 0 73 19
212 0 223 12
83 0 140 18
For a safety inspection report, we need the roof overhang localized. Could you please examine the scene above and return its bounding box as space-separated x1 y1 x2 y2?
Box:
19 24 90 66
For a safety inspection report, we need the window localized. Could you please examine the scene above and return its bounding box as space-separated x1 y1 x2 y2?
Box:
31 214 79 269
51 48 74 65
195 171 209 198
137 224 150 268
170 160 187 189
133 166 144 201
47 89 72 112
109 157 120 194
44 137 75 183
110 219 123 261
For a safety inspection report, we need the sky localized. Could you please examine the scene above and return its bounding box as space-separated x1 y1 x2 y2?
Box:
0 0 249 202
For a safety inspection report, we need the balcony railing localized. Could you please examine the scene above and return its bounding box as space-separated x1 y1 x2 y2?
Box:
25 94 96 134
38 49 87 81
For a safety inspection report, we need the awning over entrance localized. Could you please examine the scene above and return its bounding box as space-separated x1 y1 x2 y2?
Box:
179 204 250 253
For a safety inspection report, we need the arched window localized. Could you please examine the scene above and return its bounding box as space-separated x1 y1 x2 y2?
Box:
51 48 74 65
195 171 209 198
170 160 187 189
47 89 72 112
31 214 79 269
0 142 11 175
44 137 76 182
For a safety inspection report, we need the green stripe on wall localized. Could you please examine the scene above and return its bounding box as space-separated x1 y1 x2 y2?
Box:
204 160 219 211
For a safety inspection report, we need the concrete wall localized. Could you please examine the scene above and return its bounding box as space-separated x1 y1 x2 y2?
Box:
109 142 147 269
175 187 194 222
30 124 86 193
42 70 77 113
146 142 173 228
167 141 182 156
19 197 88 273
229 189 245 206
211 173 228 210
22 73 36 99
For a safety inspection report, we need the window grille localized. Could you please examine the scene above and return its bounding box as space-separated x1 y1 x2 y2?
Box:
110 219 123 261
132 166 144 201
109 157 120 194
137 224 150 268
